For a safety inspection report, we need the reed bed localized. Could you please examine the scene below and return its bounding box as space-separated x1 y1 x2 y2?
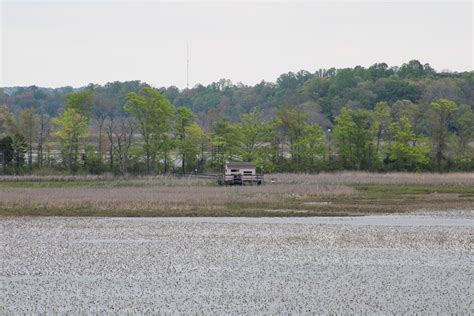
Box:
270 172 474 185
0 174 214 187
1 172 473 216
0 184 354 214
1 171 474 186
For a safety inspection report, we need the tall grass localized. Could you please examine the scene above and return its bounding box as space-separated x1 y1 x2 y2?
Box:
1 172 473 216
2 171 474 185
0 174 214 187
0 184 354 213
270 172 474 185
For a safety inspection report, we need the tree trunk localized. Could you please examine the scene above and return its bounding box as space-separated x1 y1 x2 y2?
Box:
109 142 114 170
37 141 43 168
2 150 7 175
375 126 382 156
28 141 32 170
182 153 185 173
98 116 105 161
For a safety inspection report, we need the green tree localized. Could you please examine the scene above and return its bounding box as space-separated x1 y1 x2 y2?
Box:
0 105 17 136
428 98 457 171
36 110 51 168
53 108 89 172
333 108 354 168
113 117 136 174
66 91 94 118
453 104 474 157
210 119 242 170
333 108 375 170
386 116 430 170
175 107 196 172
239 110 272 162
11 133 27 175
276 108 307 167
367 62 394 81
397 60 434 80
19 108 36 169
0 136 13 174
124 87 175 173
93 95 116 161
185 122 208 172
83 143 105 174
371 102 391 157
154 134 176 173
292 123 327 171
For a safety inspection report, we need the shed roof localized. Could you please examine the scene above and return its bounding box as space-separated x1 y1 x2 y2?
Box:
225 162 256 169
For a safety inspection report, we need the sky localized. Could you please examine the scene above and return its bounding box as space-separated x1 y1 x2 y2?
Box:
1 1 472 89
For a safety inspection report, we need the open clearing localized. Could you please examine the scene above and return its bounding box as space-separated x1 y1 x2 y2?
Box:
1 213 473 313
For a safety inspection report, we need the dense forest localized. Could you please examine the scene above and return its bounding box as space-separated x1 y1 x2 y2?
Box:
1 59 473 174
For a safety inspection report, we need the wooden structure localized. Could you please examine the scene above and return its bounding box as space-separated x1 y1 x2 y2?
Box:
217 162 263 185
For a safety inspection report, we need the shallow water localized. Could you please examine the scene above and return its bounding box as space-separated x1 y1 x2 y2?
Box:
104 214 474 226
1 214 472 313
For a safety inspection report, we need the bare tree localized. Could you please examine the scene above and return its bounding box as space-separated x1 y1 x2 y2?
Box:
113 117 136 174
19 108 36 169
93 95 116 162
104 112 116 170
36 110 51 168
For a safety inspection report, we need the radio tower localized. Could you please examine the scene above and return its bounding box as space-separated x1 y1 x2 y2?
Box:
186 43 189 89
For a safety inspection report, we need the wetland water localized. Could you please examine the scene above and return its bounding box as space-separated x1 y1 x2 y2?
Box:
1 214 473 313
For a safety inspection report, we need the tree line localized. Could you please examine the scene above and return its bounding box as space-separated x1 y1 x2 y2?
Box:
1 60 473 174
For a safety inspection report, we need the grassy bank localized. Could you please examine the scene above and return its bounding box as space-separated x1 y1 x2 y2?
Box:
1 173 473 217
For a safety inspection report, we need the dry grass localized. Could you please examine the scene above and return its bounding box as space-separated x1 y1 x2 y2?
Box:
1 172 473 217
0 174 214 187
0 184 354 216
2 171 474 186
270 172 474 185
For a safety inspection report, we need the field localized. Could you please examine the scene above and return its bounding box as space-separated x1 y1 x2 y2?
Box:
1 172 473 216
1 215 472 313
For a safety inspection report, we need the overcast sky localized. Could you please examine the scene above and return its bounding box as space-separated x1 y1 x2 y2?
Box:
1 1 472 88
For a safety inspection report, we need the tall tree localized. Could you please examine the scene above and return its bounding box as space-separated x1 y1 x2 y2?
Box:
0 105 17 136
333 108 375 170
0 136 13 174
453 104 474 157
210 119 242 170
291 123 326 171
239 110 272 162
11 133 27 175
185 122 208 171
428 98 457 171
66 91 94 119
276 108 307 166
386 116 430 170
93 95 116 161
371 102 391 157
53 108 89 172
104 113 116 170
175 107 195 172
124 87 175 173
113 117 136 174
36 110 51 168
19 108 36 169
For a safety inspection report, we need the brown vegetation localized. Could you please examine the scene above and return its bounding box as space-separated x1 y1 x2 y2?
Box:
0 183 354 216
271 172 474 185
0 172 473 217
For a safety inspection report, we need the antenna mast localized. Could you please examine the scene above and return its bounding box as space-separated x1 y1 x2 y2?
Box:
186 43 189 89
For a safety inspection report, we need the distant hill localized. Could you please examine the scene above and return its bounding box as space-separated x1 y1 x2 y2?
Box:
1 60 473 131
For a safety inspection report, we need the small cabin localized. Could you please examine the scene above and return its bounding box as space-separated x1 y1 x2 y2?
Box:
218 162 263 185
225 162 256 177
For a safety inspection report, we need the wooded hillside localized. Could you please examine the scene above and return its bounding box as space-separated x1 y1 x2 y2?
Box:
1 60 473 174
